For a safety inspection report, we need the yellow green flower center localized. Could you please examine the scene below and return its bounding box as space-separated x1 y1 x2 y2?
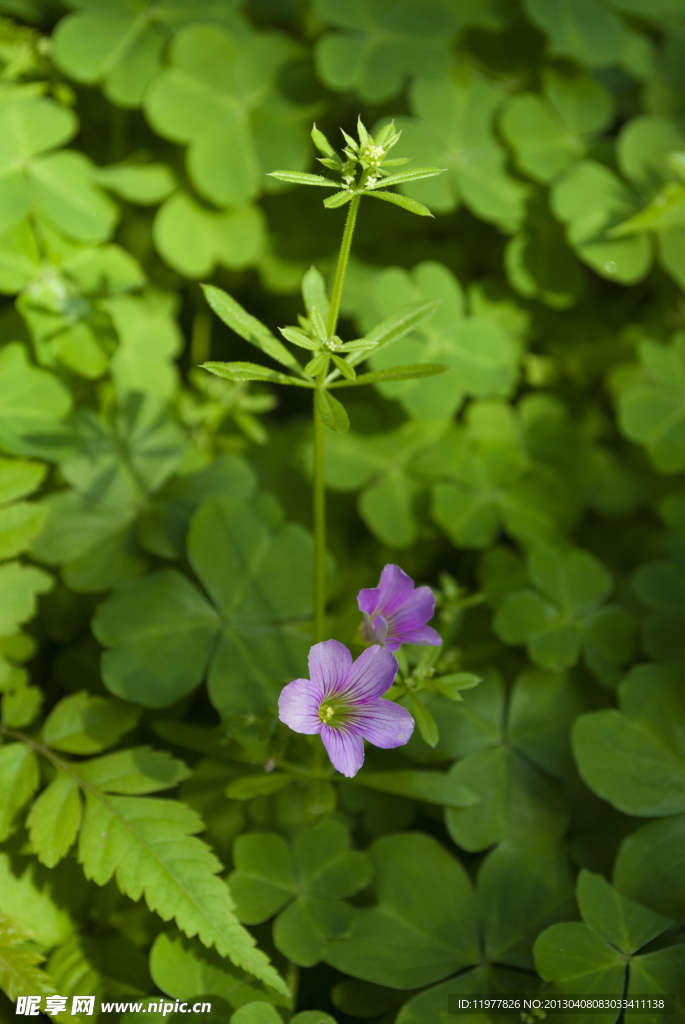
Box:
319 704 335 722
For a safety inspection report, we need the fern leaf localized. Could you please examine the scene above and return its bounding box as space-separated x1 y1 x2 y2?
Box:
0 742 38 840
0 917 76 1023
77 792 288 994
26 771 82 867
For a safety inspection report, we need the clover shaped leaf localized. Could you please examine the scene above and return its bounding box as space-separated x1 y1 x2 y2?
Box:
144 25 311 206
93 491 314 714
534 870 681 1008
325 832 573 998
228 821 372 967
313 0 458 102
153 192 265 279
522 0 630 67
574 663 685 818
354 262 520 419
31 392 188 592
53 0 246 109
501 66 615 185
0 342 72 460
389 73 530 230
0 93 117 243
0 456 47 562
494 545 634 683
403 671 578 852
551 159 653 283
618 333 685 473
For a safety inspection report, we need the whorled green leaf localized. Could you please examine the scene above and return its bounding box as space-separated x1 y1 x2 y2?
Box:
202 362 310 388
201 285 303 374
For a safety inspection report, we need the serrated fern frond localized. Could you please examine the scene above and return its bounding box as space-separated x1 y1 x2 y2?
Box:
0 725 289 998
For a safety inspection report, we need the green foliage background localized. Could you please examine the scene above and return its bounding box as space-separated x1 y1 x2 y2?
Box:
0 0 685 1020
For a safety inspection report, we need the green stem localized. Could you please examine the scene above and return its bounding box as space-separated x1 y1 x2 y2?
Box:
326 193 361 337
312 194 361 643
313 386 326 643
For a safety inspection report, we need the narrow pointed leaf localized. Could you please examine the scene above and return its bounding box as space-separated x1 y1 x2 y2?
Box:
201 285 302 374
316 390 349 433
347 301 440 368
323 191 353 209
202 361 312 387
302 265 330 323
331 354 356 381
375 121 397 148
317 157 342 171
279 327 319 351
309 307 327 342
357 117 369 147
341 129 358 151
331 364 449 388
381 157 410 167
268 171 338 188
371 167 445 188
304 353 328 378
311 124 338 160
367 190 434 217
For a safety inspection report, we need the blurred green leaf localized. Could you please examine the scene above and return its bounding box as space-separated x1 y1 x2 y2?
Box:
144 25 310 205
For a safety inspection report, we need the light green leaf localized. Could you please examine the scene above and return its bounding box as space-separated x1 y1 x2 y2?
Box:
144 25 309 205
201 285 303 374
313 0 458 101
42 691 141 754
150 933 285 1010
268 171 338 187
76 786 287 993
331 363 448 387
54 2 245 108
367 190 434 217
323 191 353 209
95 162 176 204
523 0 629 66
347 299 440 368
0 561 53 637
155 194 265 279
0 343 72 459
316 390 350 432
0 742 39 841
26 772 82 868
202 362 310 388
410 693 439 748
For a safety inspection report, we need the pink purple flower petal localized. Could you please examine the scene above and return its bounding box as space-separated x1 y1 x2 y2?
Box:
357 564 442 653
355 699 415 748
277 638 413 777
321 725 364 777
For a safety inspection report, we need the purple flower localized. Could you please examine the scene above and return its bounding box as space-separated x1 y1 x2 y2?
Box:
357 564 442 653
278 640 414 777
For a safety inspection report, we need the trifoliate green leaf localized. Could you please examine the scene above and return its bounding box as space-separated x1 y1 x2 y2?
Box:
144 25 310 205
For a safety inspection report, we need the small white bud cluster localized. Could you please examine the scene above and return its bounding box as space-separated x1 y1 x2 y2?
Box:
360 142 386 174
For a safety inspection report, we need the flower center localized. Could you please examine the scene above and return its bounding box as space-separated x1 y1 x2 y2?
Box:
319 704 335 722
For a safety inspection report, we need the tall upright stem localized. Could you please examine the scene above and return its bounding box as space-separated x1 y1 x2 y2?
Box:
312 392 326 643
312 194 361 642
326 194 360 337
